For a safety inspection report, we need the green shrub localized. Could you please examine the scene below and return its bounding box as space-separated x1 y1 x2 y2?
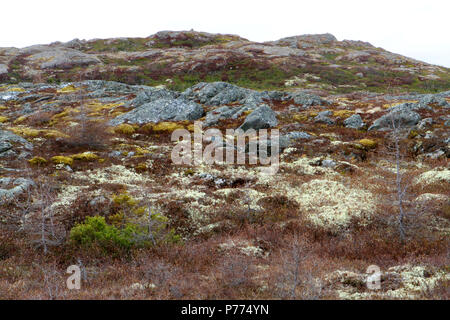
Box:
69 216 137 252
70 205 181 255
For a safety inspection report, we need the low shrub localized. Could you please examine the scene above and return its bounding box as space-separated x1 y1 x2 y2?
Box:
69 216 137 253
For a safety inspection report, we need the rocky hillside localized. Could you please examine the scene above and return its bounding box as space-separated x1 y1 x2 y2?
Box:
1 30 450 93
0 31 449 300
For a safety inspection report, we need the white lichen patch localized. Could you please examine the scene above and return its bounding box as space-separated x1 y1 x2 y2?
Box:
414 168 450 186
218 239 266 257
327 265 449 300
50 185 89 213
294 179 376 230
326 264 449 300
214 188 266 211
281 156 338 177
414 193 447 203
155 188 226 227
72 165 153 190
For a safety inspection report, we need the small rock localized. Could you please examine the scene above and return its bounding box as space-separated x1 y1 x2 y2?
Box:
238 105 278 131
344 114 365 129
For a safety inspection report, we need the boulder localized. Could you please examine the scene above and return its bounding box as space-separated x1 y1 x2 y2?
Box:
238 105 278 131
0 64 8 76
131 87 179 107
203 105 250 126
314 111 335 125
344 114 365 129
182 82 249 106
368 105 421 131
289 91 328 107
0 130 33 159
109 98 204 125
0 177 34 204
285 131 312 140
418 94 449 108
26 48 101 69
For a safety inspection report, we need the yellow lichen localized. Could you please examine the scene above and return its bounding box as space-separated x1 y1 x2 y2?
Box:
13 116 27 124
150 122 185 133
293 114 308 122
50 109 71 121
135 163 147 171
28 156 47 165
0 116 9 123
88 101 123 112
51 156 74 166
43 130 69 139
333 110 354 118
71 152 100 161
8 127 41 137
112 193 138 207
135 146 151 156
358 139 377 149
7 87 25 92
57 85 78 93
114 124 136 135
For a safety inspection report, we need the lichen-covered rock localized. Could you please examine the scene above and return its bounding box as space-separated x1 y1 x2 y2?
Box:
344 114 365 129
271 33 337 48
203 105 250 126
289 91 328 107
314 110 335 125
109 98 204 125
368 105 421 131
418 94 449 108
182 82 249 106
0 177 34 204
0 129 33 159
131 87 179 108
0 64 8 76
238 105 278 131
285 131 312 140
25 48 101 69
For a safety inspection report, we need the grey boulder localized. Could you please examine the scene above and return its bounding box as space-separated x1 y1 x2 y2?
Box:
109 98 204 125
0 130 33 159
0 178 35 204
238 105 278 131
182 82 248 106
289 92 328 107
344 114 365 129
286 131 312 140
314 111 335 125
203 105 250 126
368 106 421 131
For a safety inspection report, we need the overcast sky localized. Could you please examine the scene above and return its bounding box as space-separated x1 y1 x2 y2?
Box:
2 0 449 67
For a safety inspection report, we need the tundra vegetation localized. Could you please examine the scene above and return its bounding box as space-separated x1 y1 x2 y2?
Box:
0 31 449 300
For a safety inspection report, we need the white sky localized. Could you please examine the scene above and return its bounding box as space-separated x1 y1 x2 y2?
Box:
1 0 449 67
